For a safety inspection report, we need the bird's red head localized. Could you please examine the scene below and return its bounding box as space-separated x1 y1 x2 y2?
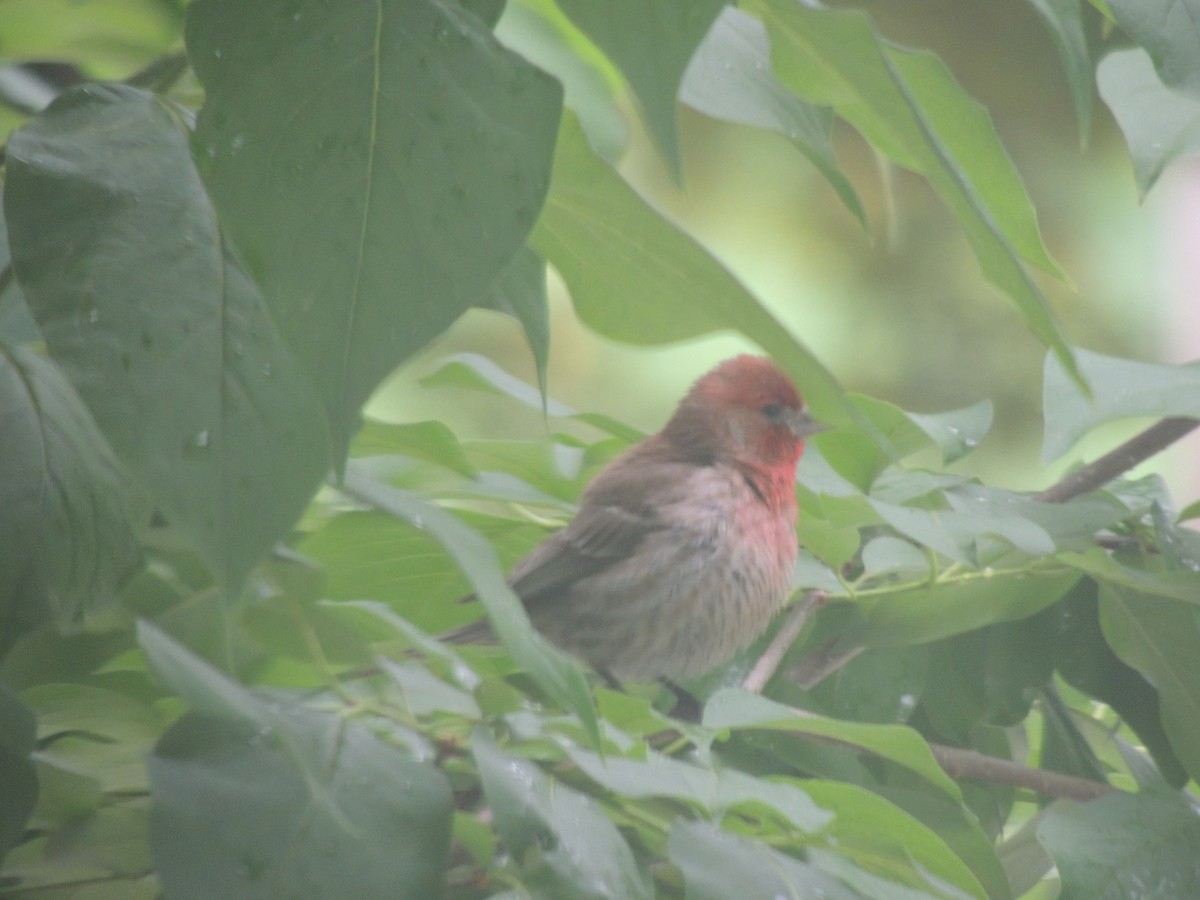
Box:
665 355 821 473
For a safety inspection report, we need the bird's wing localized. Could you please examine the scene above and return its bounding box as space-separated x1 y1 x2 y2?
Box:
509 449 694 605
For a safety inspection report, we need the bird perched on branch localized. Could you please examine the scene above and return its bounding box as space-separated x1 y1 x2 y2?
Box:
444 355 823 683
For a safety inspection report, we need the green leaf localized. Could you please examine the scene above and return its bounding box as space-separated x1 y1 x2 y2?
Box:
905 400 994 464
472 730 652 900
564 746 832 832
351 419 477 477
1043 348 1200 461
531 110 852 424
140 622 452 898
338 468 599 744
0 684 37 863
668 820 864 900
1099 585 1200 782
754 0 1081 389
1097 47 1200 195
852 570 1080 647
480 247 551 405
1037 790 1200 899
1026 0 1093 144
1061 548 1200 603
1106 0 1200 101
0 345 141 629
802 780 988 898
555 0 724 176
680 7 865 222
188 0 562 462
150 710 452 900
703 688 963 802
5 83 331 591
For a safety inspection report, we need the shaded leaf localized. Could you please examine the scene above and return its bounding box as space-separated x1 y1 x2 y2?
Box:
1099 585 1200 782
556 0 724 175
481 247 551 404
473 730 652 900
669 820 863 900
1026 0 1093 144
0 684 37 863
188 0 562 461
1107 0 1200 100
1038 791 1200 900
0 345 141 630
5 83 330 591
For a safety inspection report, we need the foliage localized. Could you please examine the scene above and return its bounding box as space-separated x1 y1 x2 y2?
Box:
2 0 1200 897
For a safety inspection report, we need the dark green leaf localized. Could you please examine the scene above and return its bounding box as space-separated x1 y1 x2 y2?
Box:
5 83 331 591
1107 0 1200 100
680 7 864 222
757 0 1081 389
473 730 652 900
481 247 551 404
669 820 862 900
1038 790 1200 899
1099 585 1200 782
150 710 452 900
1026 0 1093 144
556 0 723 175
0 345 141 630
188 0 562 461
0 684 37 862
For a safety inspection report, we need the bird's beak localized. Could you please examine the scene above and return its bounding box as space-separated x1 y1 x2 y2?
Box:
786 407 829 439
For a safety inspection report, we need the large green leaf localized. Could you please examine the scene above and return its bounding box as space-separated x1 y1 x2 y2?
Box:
704 688 963 802
141 622 453 900
555 0 723 175
531 111 850 422
0 345 141 631
5 83 331 591
1037 790 1200 899
1098 48 1200 195
754 0 1081 388
1042 348 1200 461
473 731 652 900
1099 585 1200 782
679 7 864 221
187 0 562 461
1107 0 1200 101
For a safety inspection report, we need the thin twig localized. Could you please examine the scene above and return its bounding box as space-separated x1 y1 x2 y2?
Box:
742 591 823 693
1034 416 1200 504
927 742 1115 802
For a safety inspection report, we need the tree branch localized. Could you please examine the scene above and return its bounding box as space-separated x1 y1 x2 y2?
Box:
742 591 823 693
1034 416 1200 504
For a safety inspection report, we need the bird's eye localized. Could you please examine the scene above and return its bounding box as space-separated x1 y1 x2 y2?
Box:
761 403 784 421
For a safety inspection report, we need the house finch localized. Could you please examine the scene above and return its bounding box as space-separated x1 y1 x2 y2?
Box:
447 355 822 682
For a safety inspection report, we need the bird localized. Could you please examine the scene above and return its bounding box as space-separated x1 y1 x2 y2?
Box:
444 355 823 683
